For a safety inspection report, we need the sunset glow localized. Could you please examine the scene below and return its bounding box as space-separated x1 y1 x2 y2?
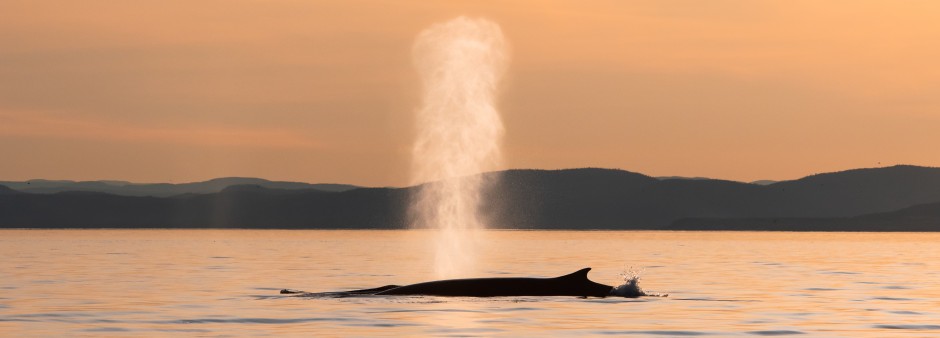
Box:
2 0 938 185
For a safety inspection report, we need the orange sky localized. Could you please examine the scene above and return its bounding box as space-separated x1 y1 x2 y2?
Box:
1 1 938 186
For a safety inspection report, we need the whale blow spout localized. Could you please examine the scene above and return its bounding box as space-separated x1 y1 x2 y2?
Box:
409 17 510 279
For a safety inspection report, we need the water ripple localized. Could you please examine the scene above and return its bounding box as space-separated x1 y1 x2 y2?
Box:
595 330 710 336
747 330 805 336
874 324 940 330
870 297 916 301
887 310 922 315
84 327 130 332
675 298 758 302
155 317 354 324
370 308 484 314
345 322 418 328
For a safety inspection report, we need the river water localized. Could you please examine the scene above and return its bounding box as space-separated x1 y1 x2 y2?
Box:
2 230 938 336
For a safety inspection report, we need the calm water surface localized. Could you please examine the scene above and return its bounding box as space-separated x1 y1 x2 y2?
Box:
2 230 939 336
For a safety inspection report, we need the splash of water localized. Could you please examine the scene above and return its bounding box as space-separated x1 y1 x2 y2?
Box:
410 17 509 279
610 267 668 298
610 267 646 298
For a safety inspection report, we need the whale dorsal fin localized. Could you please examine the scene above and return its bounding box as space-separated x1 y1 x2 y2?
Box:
555 267 591 281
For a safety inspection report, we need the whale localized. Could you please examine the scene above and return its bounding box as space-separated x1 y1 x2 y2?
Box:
283 267 650 298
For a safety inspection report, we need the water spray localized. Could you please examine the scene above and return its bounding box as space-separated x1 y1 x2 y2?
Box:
409 17 509 278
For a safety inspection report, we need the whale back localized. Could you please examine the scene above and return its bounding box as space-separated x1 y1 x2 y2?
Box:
551 267 612 297
555 267 592 281
374 267 613 297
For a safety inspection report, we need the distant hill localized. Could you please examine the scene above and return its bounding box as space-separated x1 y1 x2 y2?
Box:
0 184 407 229
485 165 940 229
2 165 940 230
0 184 21 195
750 180 777 186
656 176 713 181
670 202 940 231
852 201 940 230
761 165 940 217
0 177 358 197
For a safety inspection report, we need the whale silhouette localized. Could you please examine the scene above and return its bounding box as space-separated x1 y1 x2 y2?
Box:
283 267 649 298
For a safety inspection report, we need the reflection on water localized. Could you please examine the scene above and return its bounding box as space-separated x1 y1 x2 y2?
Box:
1 230 939 336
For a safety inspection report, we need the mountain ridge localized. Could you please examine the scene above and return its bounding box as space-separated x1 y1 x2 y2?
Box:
2 165 939 230
0 177 358 197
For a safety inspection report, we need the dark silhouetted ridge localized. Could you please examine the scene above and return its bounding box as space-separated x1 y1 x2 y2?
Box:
765 165 940 217
3 166 940 230
0 177 358 197
670 202 940 232
0 185 21 195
